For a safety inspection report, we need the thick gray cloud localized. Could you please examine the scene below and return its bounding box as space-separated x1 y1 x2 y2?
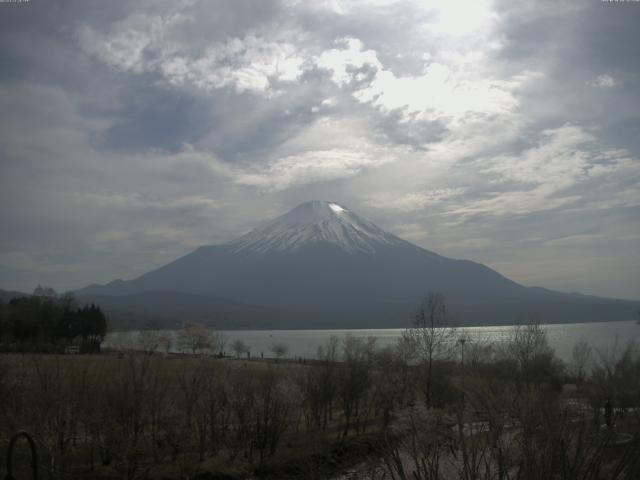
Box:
0 0 638 300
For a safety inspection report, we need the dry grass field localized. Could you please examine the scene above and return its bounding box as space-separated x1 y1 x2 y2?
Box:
2 328 640 479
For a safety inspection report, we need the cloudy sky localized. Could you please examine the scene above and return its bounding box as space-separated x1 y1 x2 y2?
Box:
1 0 639 299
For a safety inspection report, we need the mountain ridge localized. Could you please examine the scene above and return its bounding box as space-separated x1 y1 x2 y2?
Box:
76 201 640 328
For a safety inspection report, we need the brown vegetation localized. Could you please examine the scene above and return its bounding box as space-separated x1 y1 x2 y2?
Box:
1 321 640 479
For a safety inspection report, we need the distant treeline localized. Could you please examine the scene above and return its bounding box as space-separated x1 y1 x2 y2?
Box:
0 286 107 353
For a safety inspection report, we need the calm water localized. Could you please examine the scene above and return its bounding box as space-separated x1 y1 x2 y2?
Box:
105 320 640 363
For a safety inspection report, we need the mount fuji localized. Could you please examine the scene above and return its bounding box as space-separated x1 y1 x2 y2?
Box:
78 201 640 329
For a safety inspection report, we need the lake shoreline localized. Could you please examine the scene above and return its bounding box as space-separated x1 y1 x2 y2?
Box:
104 320 640 364
108 318 640 333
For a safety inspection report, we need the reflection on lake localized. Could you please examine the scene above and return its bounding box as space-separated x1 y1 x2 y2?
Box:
104 320 640 363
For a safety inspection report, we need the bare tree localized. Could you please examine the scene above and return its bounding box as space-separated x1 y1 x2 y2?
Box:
200 360 232 455
231 339 249 358
378 406 454 480
372 347 403 428
144 358 170 463
28 355 76 476
228 369 256 461
393 332 419 407
211 331 227 356
406 293 456 407
138 330 160 355
269 342 289 361
253 368 292 464
295 364 323 431
571 340 592 384
317 335 339 428
503 320 558 391
339 335 376 436
591 339 640 425
177 323 214 355
100 354 154 480
505 321 549 366
157 334 172 355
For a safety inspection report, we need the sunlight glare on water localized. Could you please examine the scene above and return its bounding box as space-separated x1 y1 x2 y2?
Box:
104 320 640 363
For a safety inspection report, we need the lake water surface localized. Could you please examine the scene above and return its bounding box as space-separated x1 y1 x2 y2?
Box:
105 320 640 363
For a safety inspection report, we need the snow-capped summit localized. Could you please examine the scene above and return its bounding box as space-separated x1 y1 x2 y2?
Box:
77 200 640 328
227 200 405 254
